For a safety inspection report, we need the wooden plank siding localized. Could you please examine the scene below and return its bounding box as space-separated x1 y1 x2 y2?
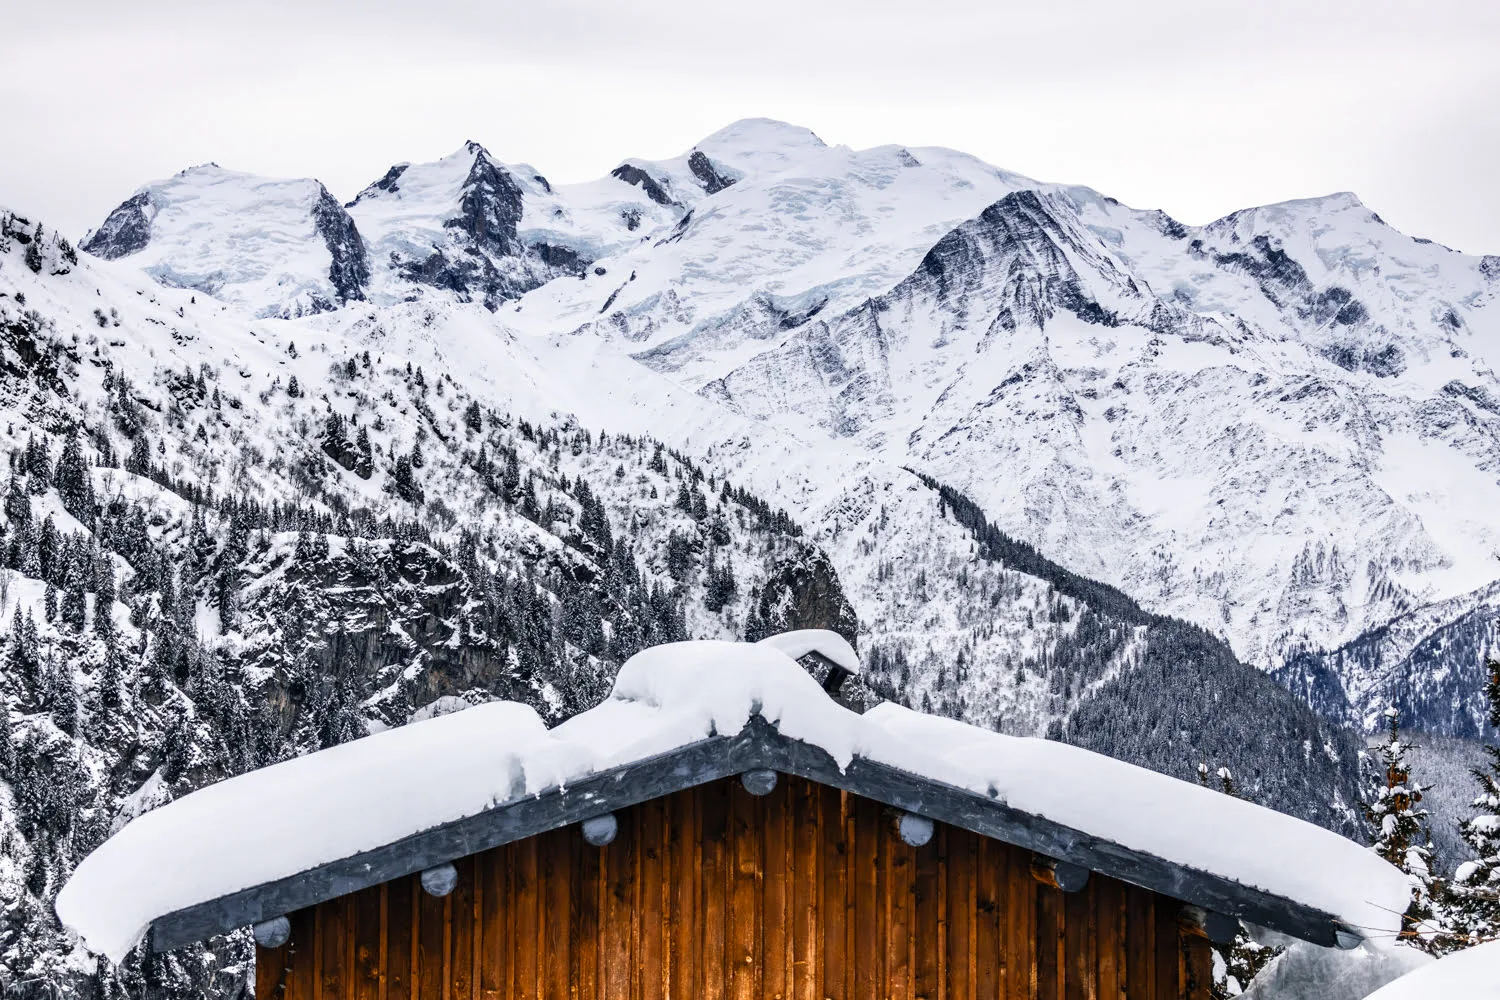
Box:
266 776 1212 1000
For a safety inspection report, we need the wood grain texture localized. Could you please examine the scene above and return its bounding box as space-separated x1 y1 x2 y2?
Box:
261 776 1212 1000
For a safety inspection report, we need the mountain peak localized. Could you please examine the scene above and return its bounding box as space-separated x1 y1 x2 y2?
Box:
691 118 826 173
461 139 492 160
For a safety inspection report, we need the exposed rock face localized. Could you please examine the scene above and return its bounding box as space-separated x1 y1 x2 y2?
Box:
311 185 369 304
745 549 859 647
81 191 153 260
345 163 408 207
610 163 676 206
687 150 735 195
449 144 527 255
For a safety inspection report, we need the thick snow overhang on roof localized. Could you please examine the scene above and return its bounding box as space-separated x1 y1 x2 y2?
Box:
56 632 1407 963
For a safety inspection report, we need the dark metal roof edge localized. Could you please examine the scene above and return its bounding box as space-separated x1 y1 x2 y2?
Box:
151 717 1346 951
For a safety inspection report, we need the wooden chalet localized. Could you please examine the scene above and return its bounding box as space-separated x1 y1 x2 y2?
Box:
57 633 1408 1000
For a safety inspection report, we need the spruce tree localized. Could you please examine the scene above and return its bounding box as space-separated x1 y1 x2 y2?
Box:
1366 706 1448 952
61 551 88 632
51 661 79 736
23 226 43 273
94 553 117 638
98 639 124 710
0 690 14 776
37 514 57 582
1449 661 1500 946
55 435 96 528
126 433 152 476
24 435 52 491
4 472 31 530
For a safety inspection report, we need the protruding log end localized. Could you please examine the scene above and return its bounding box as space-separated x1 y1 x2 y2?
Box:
898 812 935 847
582 812 619 846
1178 905 1241 945
252 915 291 949
740 769 779 796
420 862 458 897
1334 923 1363 950
1030 856 1090 893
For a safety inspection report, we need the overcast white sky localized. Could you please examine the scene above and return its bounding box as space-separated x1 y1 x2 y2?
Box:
6 1 1498 253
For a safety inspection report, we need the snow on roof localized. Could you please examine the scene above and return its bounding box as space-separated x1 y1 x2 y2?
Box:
1364 939 1500 1000
57 633 1406 963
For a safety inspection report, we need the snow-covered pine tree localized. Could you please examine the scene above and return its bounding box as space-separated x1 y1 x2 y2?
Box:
55 434 95 529
0 688 14 775
1448 661 1500 946
1366 706 1449 953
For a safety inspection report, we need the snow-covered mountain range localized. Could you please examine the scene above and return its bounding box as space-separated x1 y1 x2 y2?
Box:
79 117 1500 738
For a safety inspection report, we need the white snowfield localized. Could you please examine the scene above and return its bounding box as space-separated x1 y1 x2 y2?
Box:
57 633 1406 964
1364 938 1500 1000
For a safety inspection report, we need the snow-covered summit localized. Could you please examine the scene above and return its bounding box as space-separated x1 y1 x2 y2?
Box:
691 117 827 172
80 164 368 319
56 633 1407 964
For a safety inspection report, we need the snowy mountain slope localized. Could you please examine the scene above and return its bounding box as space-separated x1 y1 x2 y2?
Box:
1278 578 1500 739
81 165 369 319
0 202 865 997
526 155 1500 735
70 118 1500 740
514 124 1042 386
5 191 1367 807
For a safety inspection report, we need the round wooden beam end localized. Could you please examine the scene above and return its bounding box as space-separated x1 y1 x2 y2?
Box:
420 862 458 897
252 915 291 949
1030 856 1090 893
740 769 778 797
1180 905 1241 944
582 812 619 846
898 812 935 847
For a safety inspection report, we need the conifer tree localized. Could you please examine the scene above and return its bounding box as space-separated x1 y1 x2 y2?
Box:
1366 706 1448 952
55 434 96 528
4 472 31 530
37 514 57 581
1448 661 1500 946
95 553 117 638
0 689 14 776
125 433 152 476
98 639 124 710
23 225 43 273
24 435 52 491
51 661 79 737
61 550 88 632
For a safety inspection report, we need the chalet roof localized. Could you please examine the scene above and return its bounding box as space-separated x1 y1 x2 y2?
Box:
56 632 1408 963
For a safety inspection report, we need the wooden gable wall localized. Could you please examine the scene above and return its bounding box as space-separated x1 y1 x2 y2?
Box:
256 775 1213 1000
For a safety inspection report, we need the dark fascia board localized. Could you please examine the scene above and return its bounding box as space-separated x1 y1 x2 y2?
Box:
151 717 1349 951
